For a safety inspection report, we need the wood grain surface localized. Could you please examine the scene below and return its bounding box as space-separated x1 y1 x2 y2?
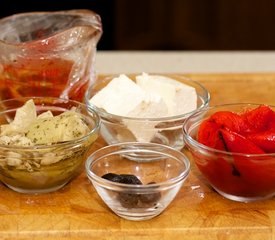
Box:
0 73 275 239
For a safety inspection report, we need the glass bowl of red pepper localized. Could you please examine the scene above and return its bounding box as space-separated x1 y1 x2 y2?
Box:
183 103 275 202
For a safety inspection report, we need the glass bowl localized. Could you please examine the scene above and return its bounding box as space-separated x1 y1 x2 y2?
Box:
85 142 190 221
85 74 210 150
182 103 275 202
0 97 100 193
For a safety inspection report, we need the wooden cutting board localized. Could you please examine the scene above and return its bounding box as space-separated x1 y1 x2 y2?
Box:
0 73 275 239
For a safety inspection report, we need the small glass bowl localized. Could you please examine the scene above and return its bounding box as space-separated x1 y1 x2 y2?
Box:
183 103 275 202
85 74 210 150
0 97 100 193
85 142 190 221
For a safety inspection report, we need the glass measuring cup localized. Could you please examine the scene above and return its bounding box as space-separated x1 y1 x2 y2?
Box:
0 10 102 102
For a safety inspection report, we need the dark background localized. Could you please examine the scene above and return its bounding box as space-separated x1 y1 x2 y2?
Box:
1 0 275 51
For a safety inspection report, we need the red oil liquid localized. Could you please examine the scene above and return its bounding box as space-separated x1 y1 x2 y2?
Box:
0 58 89 102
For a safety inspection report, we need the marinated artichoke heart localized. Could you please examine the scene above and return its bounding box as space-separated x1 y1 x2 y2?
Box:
26 111 90 144
1 99 37 135
0 99 90 171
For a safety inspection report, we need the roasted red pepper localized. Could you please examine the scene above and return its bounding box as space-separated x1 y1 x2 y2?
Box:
247 130 275 153
196 105 275 197
198 105 275 153
220 128 275 192
268 111 275 130
241 105 274 132
194 153 248 195
210 111 251 133
197 119 225 150
220 128 265 154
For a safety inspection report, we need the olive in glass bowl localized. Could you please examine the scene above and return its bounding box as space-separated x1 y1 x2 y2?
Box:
85 142 190 220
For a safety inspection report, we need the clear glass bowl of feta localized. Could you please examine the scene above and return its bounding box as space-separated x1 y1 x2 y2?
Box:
0 97 100 193
85 73 210 150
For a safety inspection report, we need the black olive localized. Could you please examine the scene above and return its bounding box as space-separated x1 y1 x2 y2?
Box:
117 174 142 208
101 173 160 208
139 192 161 205
118 192 139 208
139 182 161 206
101 173 142 185
119 174 142 185
101 173 123 183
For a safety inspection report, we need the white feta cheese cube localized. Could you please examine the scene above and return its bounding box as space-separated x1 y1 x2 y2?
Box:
125 95 168 142
89 74 145 116
136 73 197 116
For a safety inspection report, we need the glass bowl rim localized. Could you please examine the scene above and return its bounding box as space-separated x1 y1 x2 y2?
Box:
182 102 275 157
85 74 210 122
85 142 191 190
0 96 101 150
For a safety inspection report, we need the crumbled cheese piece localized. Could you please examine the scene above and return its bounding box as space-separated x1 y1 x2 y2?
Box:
0 134 34 146
6 151 22 166
40 152 64 165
